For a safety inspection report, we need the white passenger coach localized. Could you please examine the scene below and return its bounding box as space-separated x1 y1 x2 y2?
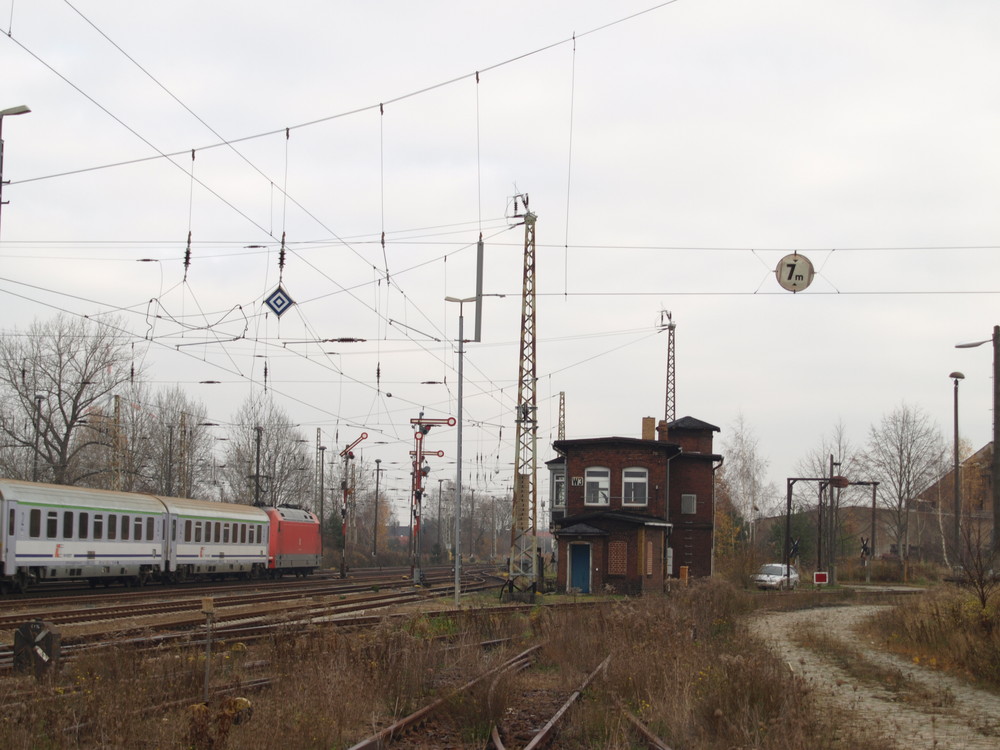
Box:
0 479 271 593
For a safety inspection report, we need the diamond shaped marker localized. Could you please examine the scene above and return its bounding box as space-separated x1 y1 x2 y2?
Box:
265 285 294 317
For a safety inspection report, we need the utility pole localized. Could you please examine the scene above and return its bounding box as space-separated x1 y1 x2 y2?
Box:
660 310 677 430
373 459 383 559
509 194 539 594
437 477 444 555
318 445 327 554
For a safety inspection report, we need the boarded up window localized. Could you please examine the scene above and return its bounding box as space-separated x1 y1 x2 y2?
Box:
609 540 627 576
646 541 654 576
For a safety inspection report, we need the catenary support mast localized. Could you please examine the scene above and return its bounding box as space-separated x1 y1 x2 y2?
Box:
509 195 539 588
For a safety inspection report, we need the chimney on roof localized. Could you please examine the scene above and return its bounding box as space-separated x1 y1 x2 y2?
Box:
642 417 655 441
657 420 670 442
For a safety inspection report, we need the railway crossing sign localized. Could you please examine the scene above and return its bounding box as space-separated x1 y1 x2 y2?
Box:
775 253 815 293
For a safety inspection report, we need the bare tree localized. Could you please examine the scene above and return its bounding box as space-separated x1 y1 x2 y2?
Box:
222 395 312 506
0 314 139 486
862 402 945 567
721 412 777 530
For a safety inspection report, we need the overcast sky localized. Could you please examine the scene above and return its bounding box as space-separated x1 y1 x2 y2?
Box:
2 1 999 519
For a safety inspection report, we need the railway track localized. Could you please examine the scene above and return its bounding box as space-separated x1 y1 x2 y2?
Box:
0 568 502 670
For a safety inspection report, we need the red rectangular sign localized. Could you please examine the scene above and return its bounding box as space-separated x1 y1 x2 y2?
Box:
814 571 829 585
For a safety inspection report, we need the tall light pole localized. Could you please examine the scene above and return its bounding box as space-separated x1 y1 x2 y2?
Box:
956 325 1000 559
318 445 327 553
949 371 965 564
0 105 31 239
373 458 382 559
445 295 475 606
32 394 43 482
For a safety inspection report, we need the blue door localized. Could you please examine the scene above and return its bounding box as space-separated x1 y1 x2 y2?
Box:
570 544 590 593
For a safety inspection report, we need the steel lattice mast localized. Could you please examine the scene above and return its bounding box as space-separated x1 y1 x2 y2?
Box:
661 310 676 426
510 197 538 586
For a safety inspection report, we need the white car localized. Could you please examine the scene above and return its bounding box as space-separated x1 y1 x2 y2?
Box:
752 563 799 591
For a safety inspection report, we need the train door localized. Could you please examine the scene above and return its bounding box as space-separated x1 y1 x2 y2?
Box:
1 495 12 575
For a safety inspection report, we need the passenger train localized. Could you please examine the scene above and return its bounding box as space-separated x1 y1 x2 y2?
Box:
0 478 322 594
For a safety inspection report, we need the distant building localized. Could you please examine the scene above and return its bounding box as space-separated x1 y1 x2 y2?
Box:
548 416 721 594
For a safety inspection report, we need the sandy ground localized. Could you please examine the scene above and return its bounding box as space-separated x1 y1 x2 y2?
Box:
750 604 1000 750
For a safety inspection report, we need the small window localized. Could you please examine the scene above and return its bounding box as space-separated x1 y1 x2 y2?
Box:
147 517 154 541
46 510 58 539
194 522 202 543
223 524 230 544
240 524 247 544
184 520 192 543
29 508 41 538
121 515 130 541
215 522 221 543
94 514 104 540
108 515 117 540
63 511 73 539
584 467 610 505
553 473 566 508
681 494 697 515
256 525 262 544
623 468 648 505
8 508 14 536
79 512 89 539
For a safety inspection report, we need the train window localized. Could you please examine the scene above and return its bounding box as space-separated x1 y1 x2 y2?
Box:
121 515 130 540
29 508 41 538
215 522 221 543
223 524 230 544
257 525 263 544
147 516 154 541
79 512 89 539
94 514 104 540
108 515 117 540
184 520 192 543
46 511 58 538
8 508 14 536
241 524 247 544
194 522 202 543
63 511 73 539
171 518 176 541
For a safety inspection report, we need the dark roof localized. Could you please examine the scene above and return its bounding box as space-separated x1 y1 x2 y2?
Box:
668 416 721 432
554 509 672 530
552 436 682 455
545 455 566 468
555 523 608 537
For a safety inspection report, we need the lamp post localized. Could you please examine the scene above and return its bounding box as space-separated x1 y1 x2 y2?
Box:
0 104 31 238
949 371 965 564
445 295 475 606
32 394 43 482
956 325 1000 559
373 458 382 559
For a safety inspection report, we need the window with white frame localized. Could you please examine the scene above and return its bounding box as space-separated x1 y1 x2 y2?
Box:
681 493 697 515
584 467 610 505
622 468 648 505
553 471 566 508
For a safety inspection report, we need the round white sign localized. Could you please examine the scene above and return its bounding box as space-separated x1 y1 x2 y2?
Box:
775 253 815 292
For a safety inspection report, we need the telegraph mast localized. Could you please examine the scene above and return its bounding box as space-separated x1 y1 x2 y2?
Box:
509 195 539 591
661 310 676 427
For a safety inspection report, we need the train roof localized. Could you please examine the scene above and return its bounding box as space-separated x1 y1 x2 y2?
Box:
0 479 165 514
154 494 270 523
265 506 318 523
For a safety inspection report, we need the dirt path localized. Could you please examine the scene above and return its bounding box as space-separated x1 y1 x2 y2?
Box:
750 604 1000 749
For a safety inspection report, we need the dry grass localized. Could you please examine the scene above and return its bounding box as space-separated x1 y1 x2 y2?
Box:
862 585 1000 689
0 581 894 749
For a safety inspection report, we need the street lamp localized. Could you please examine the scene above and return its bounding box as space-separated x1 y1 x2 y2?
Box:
0 105 32 238
373 458 382 559
445 295 475 606
949 371 965 564
956 325 1000 559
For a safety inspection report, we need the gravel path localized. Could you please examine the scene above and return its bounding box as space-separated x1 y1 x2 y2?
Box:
750 604 1000 750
